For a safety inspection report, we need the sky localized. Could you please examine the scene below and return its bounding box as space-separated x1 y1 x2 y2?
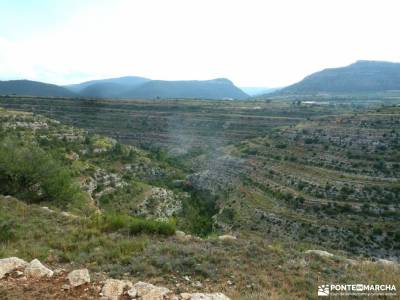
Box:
0 0 400 87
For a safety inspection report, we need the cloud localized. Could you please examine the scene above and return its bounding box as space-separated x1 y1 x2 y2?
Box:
0 0 400 86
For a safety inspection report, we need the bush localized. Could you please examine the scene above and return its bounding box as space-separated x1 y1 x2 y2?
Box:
0 218 17 242
0 136 85 208
180 190 218 237
96 213 176 236
276 143 287 149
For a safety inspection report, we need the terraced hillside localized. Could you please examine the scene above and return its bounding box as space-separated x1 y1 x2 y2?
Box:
0 102 399 298
0 108 186 218
223 106 400 257
1 96 399 257
0 96 368 155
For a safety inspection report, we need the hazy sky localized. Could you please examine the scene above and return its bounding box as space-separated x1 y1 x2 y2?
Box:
1 0 399 87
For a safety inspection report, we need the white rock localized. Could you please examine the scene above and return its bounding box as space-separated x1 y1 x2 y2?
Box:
181 293 192 300
176 230 186 238
61 211 78 219
377 259 398 266
305 250 334 257
67 269 90 287
24 259 53 278
218 235 237 241
181 293 231 300
127 287 137 298
192 281 203 288
54 268 66 275
102 279 133 300
0 257 28 279
133 281 170 300
41 206 54 213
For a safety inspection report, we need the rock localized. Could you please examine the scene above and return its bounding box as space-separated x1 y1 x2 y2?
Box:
176 230 186 238
181 293 231 300
176 230 195 241
41 206 54 213
305 250 334 258
136 187 183 221
101 279 133 300
133 281 171 300
65 152 79 161
127 287 138 298
345 258 358 265
377 259 398 266
218 235 237 241
192 281 203 288
181 293 192 300
68 269 90 287
24 259 53 278
54 268 66 275
61 284 70 290
0 257 28 279
60 211 78 219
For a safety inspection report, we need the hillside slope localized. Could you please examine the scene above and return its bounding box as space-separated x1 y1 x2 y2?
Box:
278 60 400 94
0 80 75 97
1 195 399 300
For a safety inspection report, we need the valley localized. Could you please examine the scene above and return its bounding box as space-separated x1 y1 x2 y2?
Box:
0 96 399 299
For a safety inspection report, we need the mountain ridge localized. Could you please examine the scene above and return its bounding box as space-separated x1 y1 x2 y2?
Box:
119 78 248 99
0 77 248 100
276 60 400 95
0 79 75 97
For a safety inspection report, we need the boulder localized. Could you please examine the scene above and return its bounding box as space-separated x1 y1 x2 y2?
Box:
181 293 231 300
67 269 90 287
40 207 54 213
377 259 398 266
305 250 334 258
176 230 186 238
24 259 53 278
101 278 133 300
127 287 137 298
60 211 78 219
218 235 237 241
133 281 171 300
0 257 28 279
176 231 194 241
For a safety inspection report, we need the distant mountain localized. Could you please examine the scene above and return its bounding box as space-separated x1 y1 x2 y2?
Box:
278 60 400 94
79 82 127 98
240 86 280 96
65 76 151 96
0 80 75 97
0 77 248 100
120 78 248 100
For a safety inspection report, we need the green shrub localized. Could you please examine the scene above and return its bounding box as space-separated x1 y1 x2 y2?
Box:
0 136 86 208
180 190 218 237
95 213 176 236
0 218 17 242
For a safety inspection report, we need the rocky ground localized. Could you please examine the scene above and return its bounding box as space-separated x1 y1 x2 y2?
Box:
0 257 230 300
